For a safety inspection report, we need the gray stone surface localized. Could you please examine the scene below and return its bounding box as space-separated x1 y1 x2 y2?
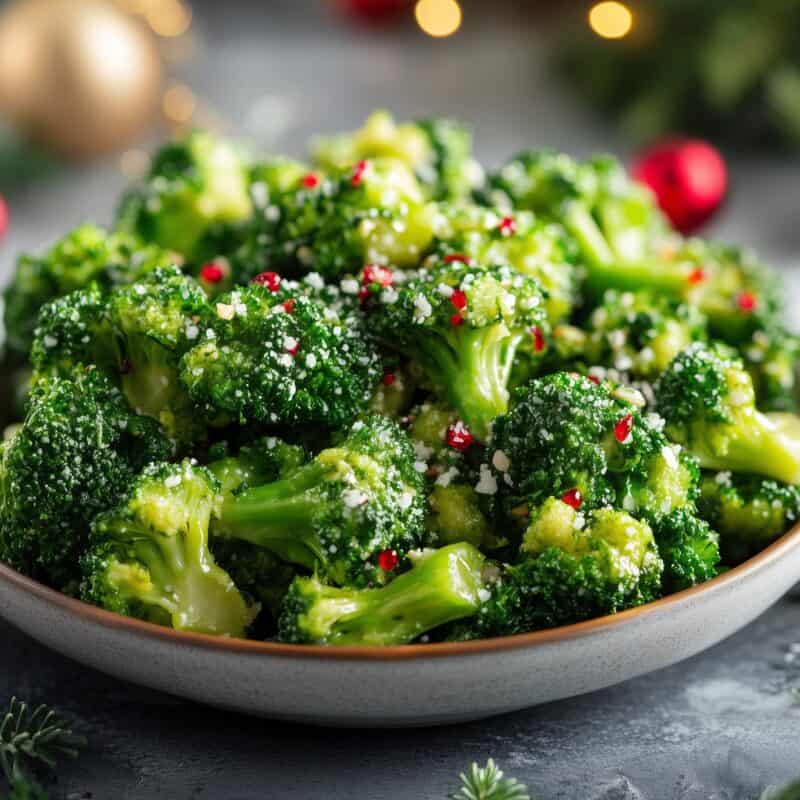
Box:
3 2 800 797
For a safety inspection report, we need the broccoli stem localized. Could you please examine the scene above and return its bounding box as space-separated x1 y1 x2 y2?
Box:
414 325 518 439
284 542 486 646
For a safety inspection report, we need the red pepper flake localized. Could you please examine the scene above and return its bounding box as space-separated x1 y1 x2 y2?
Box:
377 549 399 572
614 414 634 444
450 313 464 327
381 372 396 386
451 289 468 311
531 326 545 353
200 262 225 284
351 160 369 187
252 271 282 292
561 488 583 509
736 291 757 313
358 286 372 307
282 298 295 314
285 340 300 356
301 173 320 189
443 253 471 265
588 375 601 385
687 267 707 285
498 216 517 237
362 264 394 287
445 421 473 452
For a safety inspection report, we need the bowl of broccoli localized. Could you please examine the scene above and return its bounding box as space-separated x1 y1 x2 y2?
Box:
1 112 799 726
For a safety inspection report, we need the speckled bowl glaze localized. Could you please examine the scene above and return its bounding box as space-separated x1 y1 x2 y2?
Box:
2 526 800 727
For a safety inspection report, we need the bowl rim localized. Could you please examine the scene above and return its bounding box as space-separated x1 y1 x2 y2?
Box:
2 523 799 661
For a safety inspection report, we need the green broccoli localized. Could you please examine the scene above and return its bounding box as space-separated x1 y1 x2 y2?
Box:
116 131 252 262
32 267 212 444
698 471 800 563
312 110 483 201
367 259 549 439
81 460 252 636
278 542 486 645
741 326 799 412
0 368 171 589
3 223 177 359
180 280 381 430
655 342 800 483
212 416 426 587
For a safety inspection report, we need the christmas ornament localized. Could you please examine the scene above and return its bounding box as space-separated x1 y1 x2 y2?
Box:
335 0 410 24
0 0 162 159
0 195 7 240
631 139 727 234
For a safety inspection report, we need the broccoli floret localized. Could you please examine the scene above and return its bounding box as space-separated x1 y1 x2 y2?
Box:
464 499 662 637
741 327 799 412
583 289 707 380
212 416 425 587
81 460 252 636
698 471 800 563
3 224 177 359
116 131 252 262
655 342 800 483
649 507 720 592
312 110 482 202
370 361 418 419
180 281 381 430
32 267 212 444
278 542 486 645
490 372 696 525
367 260 549 439
243 157 436 280
0 369 171 588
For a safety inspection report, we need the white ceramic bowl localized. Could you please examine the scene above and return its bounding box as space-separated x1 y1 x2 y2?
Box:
2 527 799 727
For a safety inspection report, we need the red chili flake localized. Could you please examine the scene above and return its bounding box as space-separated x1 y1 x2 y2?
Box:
377 549 399 572
382 372 396 386
282 298 295 314
301 173 320 189
358 287 372 307
687 267 707 285
588 375 601 385
561 488 583 509
498 216 517 236
351 160 369 187
252 271 281 292
285 338 300 356
450 313 464 327
200 262 225 284
531 326 545 353
614 414 634 444
736 291 757 312
362 264 394 287
445 421 473 452
443 253 471 265
451 289 468 311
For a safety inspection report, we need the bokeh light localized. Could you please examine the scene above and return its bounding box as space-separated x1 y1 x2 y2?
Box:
162 83 196 123
415 0 462 39
588 1 633 39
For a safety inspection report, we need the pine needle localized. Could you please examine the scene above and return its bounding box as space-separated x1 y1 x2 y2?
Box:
452 759 531 800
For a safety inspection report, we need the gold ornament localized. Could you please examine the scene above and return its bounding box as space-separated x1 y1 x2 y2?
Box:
0 0 162 159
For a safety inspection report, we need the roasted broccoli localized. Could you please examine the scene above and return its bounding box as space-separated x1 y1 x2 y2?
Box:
278 542 486 645
116 131 253 262
698 471 800 563
367 259 549 439
81 460 252 636
3 223 177 359
0 369 171 588
212 416 425 587
655 342 800 483
312 110 483 202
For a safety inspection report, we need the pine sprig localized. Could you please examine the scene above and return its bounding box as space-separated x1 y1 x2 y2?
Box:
452 760 531 800
0 698 86 786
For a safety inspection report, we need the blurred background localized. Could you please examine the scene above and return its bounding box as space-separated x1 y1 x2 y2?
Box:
0 0 799 320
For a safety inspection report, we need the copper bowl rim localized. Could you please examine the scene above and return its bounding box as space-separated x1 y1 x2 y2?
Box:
2 523 798 661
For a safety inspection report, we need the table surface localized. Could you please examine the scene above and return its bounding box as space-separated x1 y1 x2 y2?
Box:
2 3 800 798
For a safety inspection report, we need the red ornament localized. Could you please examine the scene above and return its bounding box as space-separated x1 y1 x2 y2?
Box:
631 139 727 234
199 262 225 284
450 289 467 311
531 326 545 353
614 414 634 444
336 0 410 24
252 271 282 292
445 421 473 452
0 195 7 240
377 549 399 571
561 488 583 509
736 291 757 313
362 264 394 287
301 173 320 189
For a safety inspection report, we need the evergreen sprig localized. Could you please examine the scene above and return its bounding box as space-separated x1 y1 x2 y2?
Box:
452 759 531 800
